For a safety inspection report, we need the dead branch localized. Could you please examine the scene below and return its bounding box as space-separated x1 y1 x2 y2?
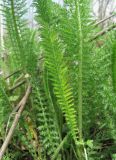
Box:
0 84 32 160
4 69 22 80
9 80 26 92
90 24 116 41
94 14 115 27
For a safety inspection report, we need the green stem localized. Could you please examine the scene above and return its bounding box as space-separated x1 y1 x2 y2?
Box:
52 133 70 160
74 0 83 142
74 0 84 159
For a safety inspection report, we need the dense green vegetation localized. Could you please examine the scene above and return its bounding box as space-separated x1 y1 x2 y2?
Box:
0 0 116 159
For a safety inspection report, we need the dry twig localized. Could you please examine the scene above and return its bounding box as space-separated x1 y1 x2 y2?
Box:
94 14 115 27
4 69 22 80
90 24 116 41
9 80 26 92
0 84 32 160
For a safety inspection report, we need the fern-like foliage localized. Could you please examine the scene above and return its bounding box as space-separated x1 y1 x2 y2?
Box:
1 0 115 159
56 0 92 108
53 1 116 159
33 81 61 159
112 37 116 93
82 32 116 159
34 0 78 143
2 0 37 75
2 0 27 66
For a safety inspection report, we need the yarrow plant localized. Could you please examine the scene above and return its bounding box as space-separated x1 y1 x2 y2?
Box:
0 0 116 160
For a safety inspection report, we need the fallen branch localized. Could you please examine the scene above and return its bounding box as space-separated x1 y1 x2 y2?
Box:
9 80 26 92
4 69 22 80
94 14 115 27
0 84 32 160
5 97 24 137
38 56 44 61
90 24 116 41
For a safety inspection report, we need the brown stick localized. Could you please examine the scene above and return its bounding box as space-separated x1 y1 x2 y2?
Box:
4 69 22 80
94 14 115 27
9 80 26 92
90 24 116 41
0 85 32 160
